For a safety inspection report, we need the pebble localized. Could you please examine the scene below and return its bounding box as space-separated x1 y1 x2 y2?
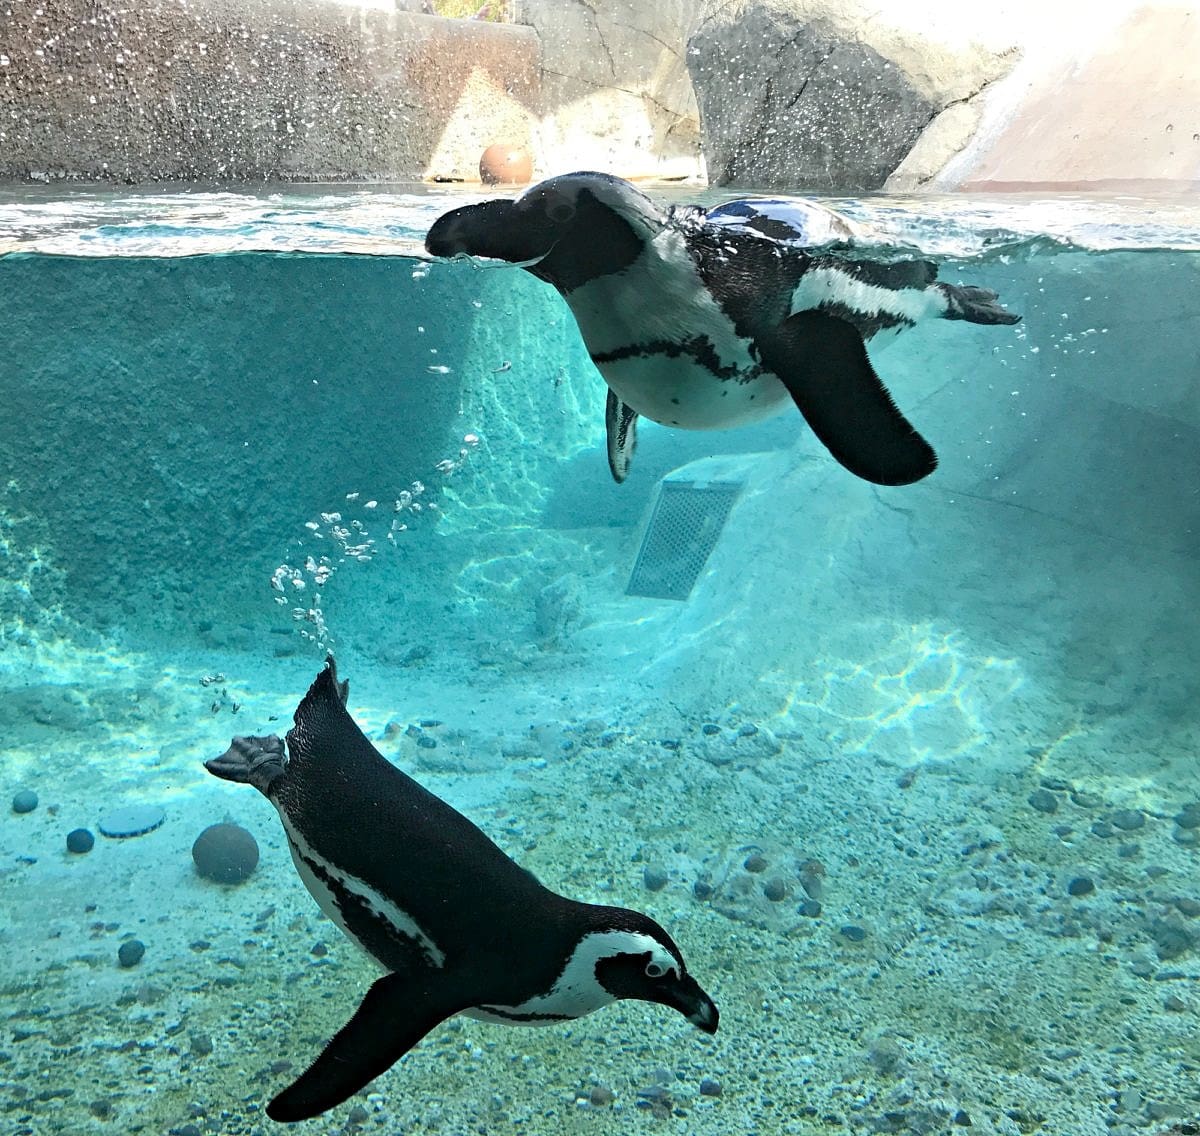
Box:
416 735 437 750
1175 898 1200 917
692 880 713 901
700 723 721 736
1175 802 1200 829
589 1086 614 1106
798 899 822 917
1028 789 1060 814
12 789 38 814
743 853 767 873
1091 820 1115 839
117 939 145 968
192 823 259 884
698 1078 722 1097
1067 876 1095 897
1110 809 1145 831
762 877 788 902
347 1104 370 1124
1070 789 1102 809
1164 995 1187 1012
642 864 669 892
99 804 165 838
66 828 95 854
1174 827 1200 847
839 924 867 942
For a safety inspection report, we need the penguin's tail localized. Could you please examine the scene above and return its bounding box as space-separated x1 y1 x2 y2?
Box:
936 283 1021 325
205 734 288 796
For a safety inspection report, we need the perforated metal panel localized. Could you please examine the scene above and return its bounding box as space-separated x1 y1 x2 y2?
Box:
626 480 742 600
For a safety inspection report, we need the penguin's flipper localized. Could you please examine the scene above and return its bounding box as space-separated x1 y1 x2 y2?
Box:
605 388 639 483
756 310 937 486
267 971 468 1122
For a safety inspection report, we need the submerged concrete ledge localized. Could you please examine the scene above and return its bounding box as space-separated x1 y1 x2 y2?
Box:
0 0 539 183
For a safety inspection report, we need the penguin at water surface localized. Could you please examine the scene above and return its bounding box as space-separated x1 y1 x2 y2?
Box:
205 657 717 1122
425 171 1020 486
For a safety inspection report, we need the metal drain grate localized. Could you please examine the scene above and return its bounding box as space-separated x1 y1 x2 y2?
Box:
626 480 743 600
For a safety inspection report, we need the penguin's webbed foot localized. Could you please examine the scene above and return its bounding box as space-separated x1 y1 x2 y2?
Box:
937 283 1021 325
205 734 287 794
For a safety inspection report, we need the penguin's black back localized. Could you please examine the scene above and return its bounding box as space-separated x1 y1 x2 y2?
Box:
271 663 586 1003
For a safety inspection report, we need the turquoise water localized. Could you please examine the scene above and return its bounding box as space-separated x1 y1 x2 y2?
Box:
2 187 1199 1136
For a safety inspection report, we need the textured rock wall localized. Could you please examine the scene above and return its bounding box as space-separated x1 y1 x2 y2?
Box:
512 0 704 179
0 0 538 182
686 0 1013 192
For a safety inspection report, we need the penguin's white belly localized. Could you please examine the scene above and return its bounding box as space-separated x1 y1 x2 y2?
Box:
566 230 791 431
597 355 790 430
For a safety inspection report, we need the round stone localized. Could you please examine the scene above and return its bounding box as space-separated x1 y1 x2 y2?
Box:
743 852 768 873
1027 789 1060 814
798 898 822 918
1067 876 1095 897
12 789 38 814
642 864 669 892
839 924 868 943
700 723 721 736
699 1078 722 1097
1110 809 1146 831
117 939 145 968
762 877 788 902
1175 802 1200 830
192 823 259 885
66 828 95 854
99 804 165 838
692 880 713 901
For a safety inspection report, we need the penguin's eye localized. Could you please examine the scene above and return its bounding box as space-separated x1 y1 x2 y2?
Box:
546 199 575 224
645 961 668 979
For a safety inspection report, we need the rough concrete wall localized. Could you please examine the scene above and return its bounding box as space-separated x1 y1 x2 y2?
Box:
513 0 704 179
0 0 539 182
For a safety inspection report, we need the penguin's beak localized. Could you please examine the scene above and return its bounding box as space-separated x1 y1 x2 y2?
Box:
425 199 555 266
662 972 719 1034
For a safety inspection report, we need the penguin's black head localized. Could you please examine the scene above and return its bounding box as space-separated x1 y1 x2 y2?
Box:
424 172 663 293
588 911 719 1034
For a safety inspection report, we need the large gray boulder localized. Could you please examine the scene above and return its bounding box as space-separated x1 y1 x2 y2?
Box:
687 0 1015 192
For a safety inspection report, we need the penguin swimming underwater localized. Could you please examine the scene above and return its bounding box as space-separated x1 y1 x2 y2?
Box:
204 657 717 1123
425 172 1020 487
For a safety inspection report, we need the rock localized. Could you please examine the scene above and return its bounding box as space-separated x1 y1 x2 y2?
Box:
839 924 868 943
798 899 822 917
192 823 259 885
1028 789 1060 814
1067 876 1095 897
517 0 702 179
99 804 165 838
762 877 788 902
743 852 767 873
643 864 669 892
12 789 38 814
117 939 145 968
1175 802 1200 829
687 0 1014 192
66 828 95 854
1111 809 1146 831
698 1077 722 1097
588 1085 615 1106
